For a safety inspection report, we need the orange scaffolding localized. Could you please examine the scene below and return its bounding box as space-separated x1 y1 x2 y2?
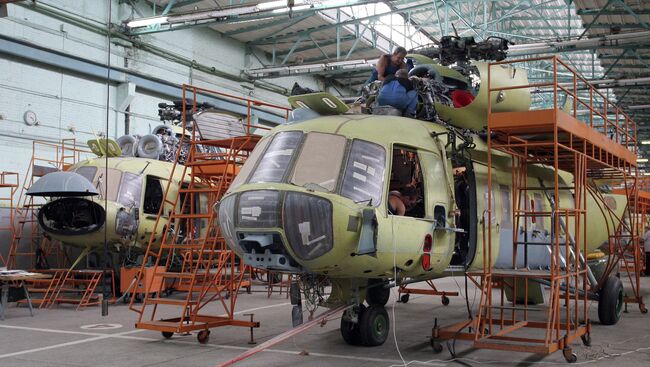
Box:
130 85 289 343
433 56 643 361
0 172 18 268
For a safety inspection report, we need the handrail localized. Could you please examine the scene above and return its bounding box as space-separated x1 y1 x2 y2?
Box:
487 55 638 156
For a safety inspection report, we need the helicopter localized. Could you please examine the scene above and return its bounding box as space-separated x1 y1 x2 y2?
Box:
215 37 632 347
26 101 242 272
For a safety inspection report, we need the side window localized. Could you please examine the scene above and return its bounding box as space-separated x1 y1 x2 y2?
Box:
387 147 424 218
340 140 386 206
143 176 164 214
118 172 142 208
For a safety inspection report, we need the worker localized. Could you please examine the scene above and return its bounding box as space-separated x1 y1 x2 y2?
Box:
366 46 408 84
644 226 650 276
376 69 418 117
388 187 419 216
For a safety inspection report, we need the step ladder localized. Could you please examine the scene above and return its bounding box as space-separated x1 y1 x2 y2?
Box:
129 86 287 342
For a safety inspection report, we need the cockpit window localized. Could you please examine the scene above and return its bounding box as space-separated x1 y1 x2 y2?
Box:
290 132 346 192
74 166 97 183
340 140 386 207
118 172 142 208
229 136 270 192
93 168 122 202
248 131 302 184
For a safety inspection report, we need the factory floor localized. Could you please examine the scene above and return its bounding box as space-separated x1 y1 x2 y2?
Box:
0 276 649 367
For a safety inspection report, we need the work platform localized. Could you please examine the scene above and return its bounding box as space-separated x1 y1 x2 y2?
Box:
434 55 645 362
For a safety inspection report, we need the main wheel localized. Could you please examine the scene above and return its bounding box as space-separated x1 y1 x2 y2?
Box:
400 294 410 304
598 276 624 325
366 279 390 306
340 305 365 345
359 305 389 346
162 331 173 339
563 348 577 363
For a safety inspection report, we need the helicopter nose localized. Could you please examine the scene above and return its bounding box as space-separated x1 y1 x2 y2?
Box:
218 189 334 272
38 197 106 236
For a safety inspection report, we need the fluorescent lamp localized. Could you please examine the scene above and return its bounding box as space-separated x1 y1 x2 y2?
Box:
638 158 649 163
642 140 650 145
127 16 168 28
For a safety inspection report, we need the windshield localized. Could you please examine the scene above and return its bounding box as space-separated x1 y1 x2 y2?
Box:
229 136 270 192
290 132 346 192
248 131 302 184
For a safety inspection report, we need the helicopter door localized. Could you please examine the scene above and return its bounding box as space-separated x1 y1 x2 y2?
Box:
383 146 440 274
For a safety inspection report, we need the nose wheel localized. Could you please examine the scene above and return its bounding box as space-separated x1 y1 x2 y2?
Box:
340 304 389 347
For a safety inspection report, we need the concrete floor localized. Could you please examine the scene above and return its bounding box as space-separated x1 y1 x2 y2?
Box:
0 276 649 367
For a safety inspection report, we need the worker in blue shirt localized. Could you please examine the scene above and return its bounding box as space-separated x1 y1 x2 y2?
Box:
376 69 418 118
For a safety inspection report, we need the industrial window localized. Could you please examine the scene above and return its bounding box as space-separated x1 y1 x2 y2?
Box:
248 131 302 183
500 185 512 229
340 139 386 207
229 135 270 192
143 176 164 215
117 172 142 208
290 132 346 192
387 147 424 218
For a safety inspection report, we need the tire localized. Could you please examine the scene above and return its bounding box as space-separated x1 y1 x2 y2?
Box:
197 330 210 344
340 305 365 345
366 279 390 306
400 294 410 304
136 134 163 159
598 276 624 325
116 135 137 157
359 305 389 347
162 331 173 339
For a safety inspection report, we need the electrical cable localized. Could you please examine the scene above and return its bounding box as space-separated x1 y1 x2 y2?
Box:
391 215 407 366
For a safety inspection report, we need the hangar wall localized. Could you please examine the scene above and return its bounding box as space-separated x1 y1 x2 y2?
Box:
0 0 332 182
0 0 342 265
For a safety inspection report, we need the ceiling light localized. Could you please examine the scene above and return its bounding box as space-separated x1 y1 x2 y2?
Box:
127 16 168 28
642 140 650 145
638 158 649 163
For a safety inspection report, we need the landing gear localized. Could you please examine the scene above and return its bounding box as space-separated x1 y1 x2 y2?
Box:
340 304 365 345
340 304 389 346
366 279 390 306
359 305 389 346
197 329 210 344
290 281 303 327
598 276 624 325
162 331 174 339
400 294 410 303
